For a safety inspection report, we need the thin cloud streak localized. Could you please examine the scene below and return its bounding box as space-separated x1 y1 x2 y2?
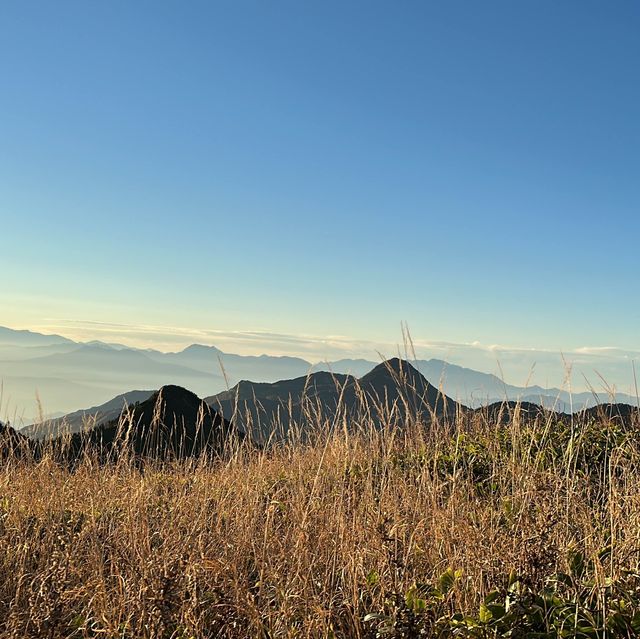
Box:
25 319 640 393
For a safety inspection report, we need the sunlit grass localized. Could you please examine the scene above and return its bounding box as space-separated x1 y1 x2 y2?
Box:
0 380 639 637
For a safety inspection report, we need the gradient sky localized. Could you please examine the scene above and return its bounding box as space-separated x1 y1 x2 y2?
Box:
1 1 639 362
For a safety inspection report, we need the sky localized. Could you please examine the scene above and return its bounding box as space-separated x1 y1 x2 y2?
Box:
1 1 639 378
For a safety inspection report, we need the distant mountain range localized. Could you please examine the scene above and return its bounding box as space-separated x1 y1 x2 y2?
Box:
0 326 74 347
13 361 640 458
2 366 461 462
1 325 637 424
20 389 155 439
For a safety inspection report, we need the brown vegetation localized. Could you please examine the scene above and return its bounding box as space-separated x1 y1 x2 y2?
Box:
0 388 639 637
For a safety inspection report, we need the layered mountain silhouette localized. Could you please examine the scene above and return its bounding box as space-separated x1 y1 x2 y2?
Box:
21 390 155 440
153 344 313 381
31 356 640 448
0 326 73 347
3 358 640 463
50 385 242 462
3 326 638 423
207 358 461 443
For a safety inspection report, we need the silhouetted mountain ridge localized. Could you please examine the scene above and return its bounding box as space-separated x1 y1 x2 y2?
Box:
207 358 461 443
54 385 242 462
21 390 155 440
359 358 459 415
2 326 638 421
3 367 640 463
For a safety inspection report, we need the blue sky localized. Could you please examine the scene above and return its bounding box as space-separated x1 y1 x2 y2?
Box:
1 1 639 365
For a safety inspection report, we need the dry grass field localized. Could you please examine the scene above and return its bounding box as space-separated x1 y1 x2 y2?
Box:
1 393 640 638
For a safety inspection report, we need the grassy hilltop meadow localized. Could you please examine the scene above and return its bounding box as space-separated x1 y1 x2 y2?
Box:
1 359 640 638
3 0 638 636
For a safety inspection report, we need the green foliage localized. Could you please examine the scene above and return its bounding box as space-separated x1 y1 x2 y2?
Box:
365 560 640 638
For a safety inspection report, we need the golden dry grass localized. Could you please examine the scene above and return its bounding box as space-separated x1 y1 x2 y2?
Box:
0 400 639 638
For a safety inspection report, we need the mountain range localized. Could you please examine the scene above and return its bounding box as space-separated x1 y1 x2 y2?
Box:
0 362 464 462
1 326 637 424
12 360 640 457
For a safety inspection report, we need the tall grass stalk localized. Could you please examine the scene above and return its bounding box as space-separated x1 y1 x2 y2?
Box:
0 384 639 637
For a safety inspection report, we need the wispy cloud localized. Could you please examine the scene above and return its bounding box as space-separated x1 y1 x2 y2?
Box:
37 319 393 359
26 319 640 393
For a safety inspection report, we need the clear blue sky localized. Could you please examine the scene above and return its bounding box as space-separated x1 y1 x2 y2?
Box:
1 1 639 358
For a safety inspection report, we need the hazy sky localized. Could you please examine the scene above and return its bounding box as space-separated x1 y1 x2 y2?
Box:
2 1 639 362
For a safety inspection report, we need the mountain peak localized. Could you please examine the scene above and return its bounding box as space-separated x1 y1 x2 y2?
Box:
361 357 422 380
153 384 201 404
360 358 461 416
180 344 223 355
57 384 243 461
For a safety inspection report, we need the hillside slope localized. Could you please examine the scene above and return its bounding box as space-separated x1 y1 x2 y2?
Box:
52 385 242 462
207 358 462 443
